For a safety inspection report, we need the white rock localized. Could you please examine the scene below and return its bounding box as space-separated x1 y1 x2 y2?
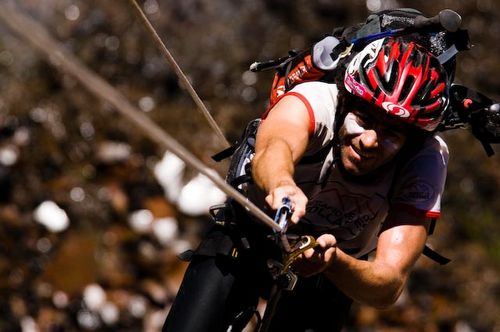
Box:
20 316 38 332
83 283 106 311
177 172 226 216
128 209 154 233
100 301 119 325
153 151 186 203
128 295 147 318
96 141 131 163
0 145 19 166
152 217 179 246
33 201 70 233
52 290 69 309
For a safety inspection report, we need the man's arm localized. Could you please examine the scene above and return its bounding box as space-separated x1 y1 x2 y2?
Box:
252 95 311 223
296 210 430 308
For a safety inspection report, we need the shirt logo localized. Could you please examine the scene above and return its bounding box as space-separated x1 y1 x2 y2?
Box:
399 181 435 203
382 102 411 118
302 185 385 241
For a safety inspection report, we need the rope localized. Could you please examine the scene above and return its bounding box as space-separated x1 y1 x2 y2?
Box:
128 0 230 148
0 2 279 232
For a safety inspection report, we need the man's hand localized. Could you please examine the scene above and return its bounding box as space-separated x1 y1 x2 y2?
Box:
291 234 337 277
265 181 308 224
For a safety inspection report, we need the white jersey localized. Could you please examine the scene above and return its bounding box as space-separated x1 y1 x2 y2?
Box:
253 81 449 258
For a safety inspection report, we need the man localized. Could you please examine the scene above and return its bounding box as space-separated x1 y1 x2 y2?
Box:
164 21 451 332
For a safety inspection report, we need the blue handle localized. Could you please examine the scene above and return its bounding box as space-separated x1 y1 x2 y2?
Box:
274 197 292 231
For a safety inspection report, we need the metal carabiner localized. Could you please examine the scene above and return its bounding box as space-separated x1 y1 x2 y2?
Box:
282 235 319 272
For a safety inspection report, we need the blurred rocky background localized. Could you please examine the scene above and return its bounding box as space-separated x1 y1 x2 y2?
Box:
0 0 498 331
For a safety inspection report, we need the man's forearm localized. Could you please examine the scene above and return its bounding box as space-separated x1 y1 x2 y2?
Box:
323 249 405 308
253 137 296 193
252 136 309 222
324 220 429 308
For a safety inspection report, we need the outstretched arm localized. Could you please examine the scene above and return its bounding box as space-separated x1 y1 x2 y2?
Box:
294 210 430 308
252 95 311 223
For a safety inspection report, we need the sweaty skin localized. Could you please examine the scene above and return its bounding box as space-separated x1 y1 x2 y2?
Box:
253 95 430 308
343 112 403 155
338 110 407 176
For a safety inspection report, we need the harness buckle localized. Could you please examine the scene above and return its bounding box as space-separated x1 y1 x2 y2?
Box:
209 203 229 226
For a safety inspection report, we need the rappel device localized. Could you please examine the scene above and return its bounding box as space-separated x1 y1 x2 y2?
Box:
269 197 319 281
262 198 319 332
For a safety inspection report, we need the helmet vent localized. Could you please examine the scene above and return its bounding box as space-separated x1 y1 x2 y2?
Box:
400 76 415 103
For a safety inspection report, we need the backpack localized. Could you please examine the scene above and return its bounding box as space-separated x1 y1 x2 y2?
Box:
249 8 500 155
252 9 467 107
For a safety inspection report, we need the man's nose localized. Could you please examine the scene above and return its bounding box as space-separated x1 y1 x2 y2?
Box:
359 129 379 149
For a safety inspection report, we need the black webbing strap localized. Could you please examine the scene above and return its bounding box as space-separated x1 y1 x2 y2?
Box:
423 245 451 265
211 143 238 162
423 219 451 264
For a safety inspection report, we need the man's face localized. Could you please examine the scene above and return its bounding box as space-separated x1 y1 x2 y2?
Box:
338 101 409 176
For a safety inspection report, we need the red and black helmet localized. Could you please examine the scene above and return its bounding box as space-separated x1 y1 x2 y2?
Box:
344 37 449 131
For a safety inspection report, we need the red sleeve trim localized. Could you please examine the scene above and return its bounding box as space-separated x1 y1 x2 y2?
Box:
261 92 315 135
392 203 441 219
286 92 315 135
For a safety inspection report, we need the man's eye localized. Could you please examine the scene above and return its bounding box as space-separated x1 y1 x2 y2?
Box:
385 130 405 141
354 113 369 125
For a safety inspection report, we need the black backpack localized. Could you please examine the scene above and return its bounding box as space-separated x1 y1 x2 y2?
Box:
252 9 468 108
249 8 500 153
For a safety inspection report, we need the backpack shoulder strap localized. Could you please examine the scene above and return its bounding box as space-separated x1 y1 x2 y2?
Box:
423 245 451 265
